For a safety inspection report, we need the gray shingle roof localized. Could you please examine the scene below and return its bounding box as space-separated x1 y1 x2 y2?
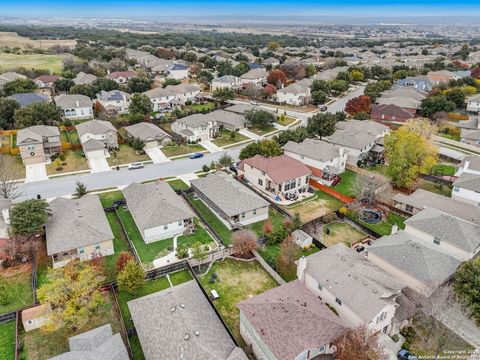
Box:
240 68 268 80
7 92 48 108
453 172 480 192
124 122 171 142
96 90 131 102
207 110 246 128
283 139 344 162
191 172 269 217
54 94 93 109
45 195 114 255
239 280 346 360
368 231 460 288
76 119 117 138
303 243 404 322
82 138 106 152
405 207 480 253
326 130 377 151
17 125 60 145
335 120 389 137
72 72 97 85
128 280 247 360
123 181 194 233
174 113 215 128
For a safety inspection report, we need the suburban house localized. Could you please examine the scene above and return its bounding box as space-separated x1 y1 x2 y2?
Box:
7 92 48 108
49 324 129 360
238 155 312 198
164 83 201 105
17 125 61 165
35 74 61 89
297 243 405 335
106 70 137 84
0 71 26 89
171 113 219 142
283 138 347 180
262 57 280 67
72 71 97 85
467 95 480 113
211 75 242 91
45 195 114 268
166 63 190 79
276 78 313 106
123 122 172 147
238 280 347 360
122 181 195 243
76 119 119 150
460 127 480 146
128 280 248 360
370 104 415 123
240 68 269 87
54 94 93 120
452 173 480 205
208 110 247 130
376 87 426 116
96 90 131 114
191 172 269 229
394 76 433 92
144 87 177 111
22 304 52 332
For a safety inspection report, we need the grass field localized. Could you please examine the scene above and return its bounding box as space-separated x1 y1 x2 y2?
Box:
249 124 277 136
347 210 406 236
0 321 16 360
46 150 89 175
0 32 76 48
333 170 358 198
283 191 344 223
211 129 250 147
107 145 150 167
431 163 456 176
161 143 206 158
167 179 190 191
199 259 278 344
0 154 25 179
322 221 366 247
276 116 296 126
0 52 67 73
0 264 33 314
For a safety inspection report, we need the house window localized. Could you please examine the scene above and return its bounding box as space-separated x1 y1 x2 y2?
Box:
335 298 342 306
433 237 441 245
284 179 297 191
164 224 168 230
178 220 183 226
79 248 84 254
405 204 414 213
241 213 245 218
297 178 301 186
258 179 263 186
253 209 257 215
318 282 322 291
318 345 326 354
95 244 100 250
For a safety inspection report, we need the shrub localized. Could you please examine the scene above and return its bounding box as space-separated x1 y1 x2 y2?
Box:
202 165 210 173
58 152 66 161
176 244 189 259
0 284 11 305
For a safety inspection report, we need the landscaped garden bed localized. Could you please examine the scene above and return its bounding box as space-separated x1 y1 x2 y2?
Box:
0 320 16 360
0 263 34 314
199 259 278 344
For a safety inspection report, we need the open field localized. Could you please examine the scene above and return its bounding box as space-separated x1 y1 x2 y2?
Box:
0 32 77 48
0 52 67 73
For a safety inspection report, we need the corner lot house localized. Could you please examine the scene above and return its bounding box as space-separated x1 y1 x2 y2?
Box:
171 113 219 142
297 243 405 335
123 181 195 243
50 324 128 360
17 125 61 165
76 119 119 150
128 280 248 360
96 90 131 114
45 196 114 268
239 280 347 360
208 110 247 131
238 155 311 198
276 78 313 106
191 172 269 229
123 122 172 147
54 94 93 120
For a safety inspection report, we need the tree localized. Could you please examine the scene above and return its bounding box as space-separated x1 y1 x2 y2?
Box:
73 181 87 198
129 93 153 115
218 153 233 168
421 94 456 118
234 62 250 76
267 69 287 88
191 242 208 270
345 95 371 116
130 138 145 151
93 78 118 93
471 67 480 79
352 174 386 204
117 259 145 295
0 156 19 199
311 90 327 106
306 113 337 139
277 236 300 279
14 102 62 129
54 78 75 93
273 127 309 146
334 325 388 360
384 121 438 187
69 84 96 98
0 98 20 129
291 212 302 231
245 109 276 128
232 230 258 256
305 64 317 77
263 83 277 96
10 199 49 239
446 88 466 108
329 79 349 94
3 78 37 96
127 77 153 93
311 79 331 94
162 78 181 88
453 257 480 324
116 251 135 272
197 70 214 85
37 260 105 332
350 69 365 82
212 87 235 102
239 139 283 160
267 41 280 51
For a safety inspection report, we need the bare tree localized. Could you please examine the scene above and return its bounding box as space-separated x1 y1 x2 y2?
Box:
232 229 258 256
352 173 387 204
334 325 389 360
0 156 19 199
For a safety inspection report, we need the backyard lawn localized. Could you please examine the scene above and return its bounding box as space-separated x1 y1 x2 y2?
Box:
1 154 25 179
346 210 406 236
108 145 150 166
98 191 123 207
167 179 190 191
248 124 278 136
46 150 89 175
60 129 80 144
103 211 132 282
0 321 16 360
176 219 215 249
322 221 366 247
186 102 216 112
0 264 34 314
431 163 456 176
211 129 250 147
283 191 344 223
199 259 278 344
333 170 358 198
161 143 206 157
417 179 453 197
169 269 193 286
246 208 287 237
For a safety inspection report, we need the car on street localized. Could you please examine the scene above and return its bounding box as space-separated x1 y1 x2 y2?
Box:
128 162 144 170
319 105 328 111
250 101 258 105
190 152 204 159
397 349 418 360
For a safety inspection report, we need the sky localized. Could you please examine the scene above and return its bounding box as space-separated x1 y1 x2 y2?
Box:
1 0 480 18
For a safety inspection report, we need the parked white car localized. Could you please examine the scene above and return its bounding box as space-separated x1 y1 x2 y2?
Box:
128 162 144 170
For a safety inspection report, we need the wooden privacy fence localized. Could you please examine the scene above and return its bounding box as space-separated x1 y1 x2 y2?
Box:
309 179 355 204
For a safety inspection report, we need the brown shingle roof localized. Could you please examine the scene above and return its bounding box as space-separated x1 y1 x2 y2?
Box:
240 155 311 184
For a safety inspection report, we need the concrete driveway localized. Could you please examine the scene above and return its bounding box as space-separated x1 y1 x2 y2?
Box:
238 128 262 140
199 140 223 153
145 147 170 164
86 152 111 173
25 163 48 182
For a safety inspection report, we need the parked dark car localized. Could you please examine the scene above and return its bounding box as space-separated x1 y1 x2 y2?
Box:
229 163 238 174
190 152 204 159
398 349 418 360
319 105 328 111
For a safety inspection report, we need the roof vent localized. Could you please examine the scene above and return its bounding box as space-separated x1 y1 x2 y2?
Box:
373 290 378 293
171 306 176 313
74 220 80 226
363 282 368 286
184 334 190 341
194 331 200 336
353 275 358 279
180 304 185 309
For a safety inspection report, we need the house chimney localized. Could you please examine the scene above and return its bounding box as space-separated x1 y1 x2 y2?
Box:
2 208 10 225
391 224 398 235
297 256 307 282
339 147 344 160
76 100 79 108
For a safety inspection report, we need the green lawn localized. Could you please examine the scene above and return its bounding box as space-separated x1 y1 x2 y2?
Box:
199 259 278 344
283 190 344 223
187 194 233 245
177 219 214 248
322 221 366 247
169 269 193 286
257 244 320 281
0 321 16 360
0 265 34 314
65 130 80 144
46 150 89 175
161 143 206 157
167 179 190 191
431 163 456 176
333 170 358 197
0 52 66 73
211 129 250 147
276 115 296 126
246 208 287 237
186 102 216 112
98 191 123 207
103 211 132 282
248 124 277 136
347 210 406 236
107 145 150 166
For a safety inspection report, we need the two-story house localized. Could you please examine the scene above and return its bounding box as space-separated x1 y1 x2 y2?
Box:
240 68 269 87
166 63 190 79
54 94 93 120
17 125 61 165
211 75 242 91
276 78 313 106
171 113 218 142
143 87 177 111
96 90 131 115
164 83 200 105
76 119 118 150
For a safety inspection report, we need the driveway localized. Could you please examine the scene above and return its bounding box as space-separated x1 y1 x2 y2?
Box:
25 163 48 182
199 140 223 153
145 147 170 164
238 128 263 140
86 152 111 173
